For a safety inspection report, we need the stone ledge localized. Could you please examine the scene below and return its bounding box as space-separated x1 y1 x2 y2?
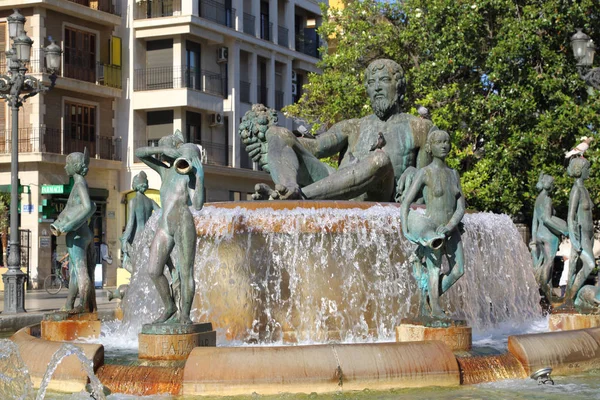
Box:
396 323 472 351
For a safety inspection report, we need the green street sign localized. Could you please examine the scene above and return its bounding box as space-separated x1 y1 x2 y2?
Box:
41 185 65 194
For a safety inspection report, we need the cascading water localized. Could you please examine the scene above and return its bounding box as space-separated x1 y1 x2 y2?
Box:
0 339 34 399
35 343 106 400
120 202 541 343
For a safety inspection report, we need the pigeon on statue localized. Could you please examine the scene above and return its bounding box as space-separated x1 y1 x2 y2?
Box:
565 136 593 159
370 132 386 151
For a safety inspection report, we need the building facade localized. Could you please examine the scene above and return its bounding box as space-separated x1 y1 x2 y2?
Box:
0 0 326 289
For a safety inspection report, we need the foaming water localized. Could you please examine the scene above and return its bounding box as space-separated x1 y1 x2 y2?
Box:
118 204 541 343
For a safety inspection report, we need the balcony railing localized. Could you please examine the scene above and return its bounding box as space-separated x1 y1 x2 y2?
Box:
295 35 320 58
97 62 122 89
275 90 284 111
68 0 122 16
260 20 273 41
243 13 256 36
133 139 231 167
133 0 181 19
134 66 225 96
257 85 267 105
0 127 122 161
202 141 231 167
199 0 235 28
240 80 251 103
278 26 289 47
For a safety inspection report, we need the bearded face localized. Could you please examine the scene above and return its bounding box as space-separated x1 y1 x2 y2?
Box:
372 96 396 120
366 67 399 121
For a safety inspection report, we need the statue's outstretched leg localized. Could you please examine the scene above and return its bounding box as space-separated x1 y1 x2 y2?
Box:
537 242 554 302
302 151 394 201
424 249 446 318
148 228 177 323
440 230 465 294
563 250 595 304
175 215 196 325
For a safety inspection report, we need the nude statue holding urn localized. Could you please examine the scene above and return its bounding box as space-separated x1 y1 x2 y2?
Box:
400 130 466 320
135 130 204 325
50 148 97 314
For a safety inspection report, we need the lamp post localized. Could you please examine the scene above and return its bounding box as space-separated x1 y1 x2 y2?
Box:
0 9 61 314
571 28 600 90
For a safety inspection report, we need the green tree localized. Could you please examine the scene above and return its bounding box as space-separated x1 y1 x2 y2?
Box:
284 0 600 220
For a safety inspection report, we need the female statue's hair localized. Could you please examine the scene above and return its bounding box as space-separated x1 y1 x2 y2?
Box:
65 147 90 176
567 157 590 178
132 171 149 193
424 129 450 155
536 173 554 191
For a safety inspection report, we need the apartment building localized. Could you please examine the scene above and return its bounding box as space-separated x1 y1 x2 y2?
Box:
0 0 326 289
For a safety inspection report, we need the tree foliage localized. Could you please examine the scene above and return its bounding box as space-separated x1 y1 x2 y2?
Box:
283 0 600 220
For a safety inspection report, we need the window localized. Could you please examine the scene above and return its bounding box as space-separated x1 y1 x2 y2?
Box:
65 101 97 155
64 27 96 83
186 111 202 145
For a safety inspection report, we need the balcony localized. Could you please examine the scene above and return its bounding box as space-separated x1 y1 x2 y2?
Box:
240 80 251 104
134 66 224 97
199 0 235 28
243 13 256 36
295 34 319 58
260 19 272 41
0 127 122 161
133 0 181 20
278 26 289 47
68 0 122 16
275 90 284 111
133 139 231 167
257 85 267 105
97 63 122 89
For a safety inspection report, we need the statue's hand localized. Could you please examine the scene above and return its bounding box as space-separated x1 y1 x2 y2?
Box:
245 142 262 161
436 225 450 237
162 146 180 160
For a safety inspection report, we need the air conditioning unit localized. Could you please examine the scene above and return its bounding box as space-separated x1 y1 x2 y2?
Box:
210 113 223 126
217 47 228 63
291 70 297 83
291 83 297 96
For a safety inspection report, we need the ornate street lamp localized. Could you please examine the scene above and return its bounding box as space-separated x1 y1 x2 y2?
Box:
571 28 599 90
0 9 61 314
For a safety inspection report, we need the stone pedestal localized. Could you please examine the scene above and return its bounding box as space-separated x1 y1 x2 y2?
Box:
549 312 600 331
41 312 101 341
396 320 472 351
138 322 216 361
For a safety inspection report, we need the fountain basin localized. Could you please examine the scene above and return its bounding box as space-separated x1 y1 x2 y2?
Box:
508 327 600 375
182 341 460 396
10 325 103 393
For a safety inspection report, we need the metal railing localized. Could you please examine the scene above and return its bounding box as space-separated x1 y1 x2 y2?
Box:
202 141 231 167
132 139 231 167
257 85 267 105
68 0 122 16
260 20 273 41
275 90 284 111
199 0 235 28
243 13 256 36
295 34 320 58
240 80 251 103
0 127 122 161
278 26 289 47
134 66 224 96
97 62 122 89
133 0 181 19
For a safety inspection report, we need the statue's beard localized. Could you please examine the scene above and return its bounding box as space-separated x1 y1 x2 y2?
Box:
372 97 396 120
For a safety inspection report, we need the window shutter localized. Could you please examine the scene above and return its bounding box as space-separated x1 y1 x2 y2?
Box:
111 36 121 67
